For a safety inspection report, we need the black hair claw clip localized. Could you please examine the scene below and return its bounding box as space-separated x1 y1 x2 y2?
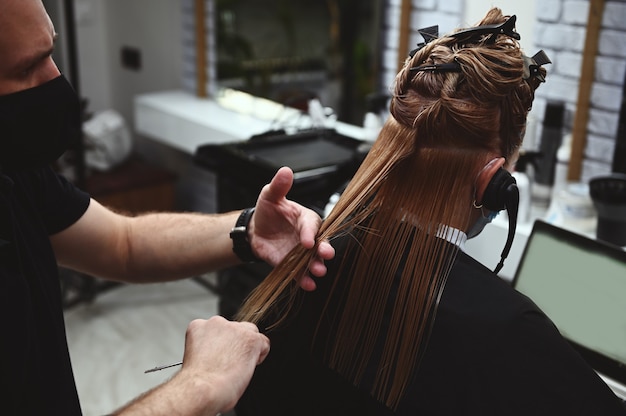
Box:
523 50 552 82
450 15 520 43
409 61 462 73
408 25 439 58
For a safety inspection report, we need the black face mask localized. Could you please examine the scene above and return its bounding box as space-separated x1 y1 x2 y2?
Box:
0 75 81 171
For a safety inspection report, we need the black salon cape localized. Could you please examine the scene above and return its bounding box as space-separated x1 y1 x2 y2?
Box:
237 233 626 416
0 166 90 415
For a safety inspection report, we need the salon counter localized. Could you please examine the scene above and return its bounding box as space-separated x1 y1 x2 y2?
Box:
134 89 367 153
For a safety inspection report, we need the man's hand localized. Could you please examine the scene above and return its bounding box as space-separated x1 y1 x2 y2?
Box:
180 316 270 414
250 166 335 291
114 316 269 416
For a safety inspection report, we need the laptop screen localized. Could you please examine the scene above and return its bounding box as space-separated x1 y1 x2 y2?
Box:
512 220 626 389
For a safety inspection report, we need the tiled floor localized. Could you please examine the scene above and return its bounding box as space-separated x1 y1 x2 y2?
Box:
64 276 220 416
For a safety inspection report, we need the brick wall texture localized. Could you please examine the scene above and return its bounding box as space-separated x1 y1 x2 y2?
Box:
534 0 626 182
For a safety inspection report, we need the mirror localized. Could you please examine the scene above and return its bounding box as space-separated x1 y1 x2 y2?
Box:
215 0 385 125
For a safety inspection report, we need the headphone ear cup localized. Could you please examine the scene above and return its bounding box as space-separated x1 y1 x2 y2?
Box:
481 168 517 211
480 168 520 274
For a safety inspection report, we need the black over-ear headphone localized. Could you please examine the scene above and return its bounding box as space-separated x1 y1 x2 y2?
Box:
479 168 519 274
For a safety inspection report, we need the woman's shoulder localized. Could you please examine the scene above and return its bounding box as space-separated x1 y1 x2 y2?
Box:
439 250 546 333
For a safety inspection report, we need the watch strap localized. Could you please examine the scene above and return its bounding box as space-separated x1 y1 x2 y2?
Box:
229 207 260 263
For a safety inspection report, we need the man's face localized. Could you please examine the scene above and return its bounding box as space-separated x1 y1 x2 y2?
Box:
0 0 61 95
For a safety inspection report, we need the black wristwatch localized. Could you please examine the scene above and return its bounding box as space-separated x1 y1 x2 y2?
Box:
229 207 260 263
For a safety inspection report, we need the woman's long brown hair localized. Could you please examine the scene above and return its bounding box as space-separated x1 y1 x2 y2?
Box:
237 7 545 409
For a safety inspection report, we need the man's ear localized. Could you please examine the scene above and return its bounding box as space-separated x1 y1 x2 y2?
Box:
475 157 506 204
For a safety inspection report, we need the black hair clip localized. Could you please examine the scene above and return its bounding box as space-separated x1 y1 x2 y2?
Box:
408 25 462 73
450 15 520 43
523 50 551 82
408 25 439 58
409 62 462 73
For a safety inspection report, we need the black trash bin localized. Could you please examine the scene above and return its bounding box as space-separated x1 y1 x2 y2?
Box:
590 173 626 247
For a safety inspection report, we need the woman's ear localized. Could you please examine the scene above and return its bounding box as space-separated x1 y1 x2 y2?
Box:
474 157 506 204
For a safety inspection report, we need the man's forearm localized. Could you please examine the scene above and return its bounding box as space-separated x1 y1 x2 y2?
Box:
111 372 221 416
121 210 242 283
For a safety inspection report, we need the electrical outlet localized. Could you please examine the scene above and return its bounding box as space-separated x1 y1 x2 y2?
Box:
74 0 95 24
121 46 141 71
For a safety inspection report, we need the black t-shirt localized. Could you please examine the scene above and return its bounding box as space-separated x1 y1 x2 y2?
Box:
237 234 626 416
0 166 90 415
